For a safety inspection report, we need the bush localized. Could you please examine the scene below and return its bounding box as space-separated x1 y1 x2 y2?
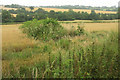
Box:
58 39 71 50
20 18 66 41
67 25 85 37
75 25 85 36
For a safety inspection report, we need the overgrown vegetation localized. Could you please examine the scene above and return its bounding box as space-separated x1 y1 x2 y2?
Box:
2 19 119 78
20 18 66 41
19 18 86 41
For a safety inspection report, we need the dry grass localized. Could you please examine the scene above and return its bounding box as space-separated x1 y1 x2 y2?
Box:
2 22 118 50
2 22 117 54
84 23 118 32
2 22 117 46
59 20 118 23
2 22 118 77
2 24 35 53
61 23 118 32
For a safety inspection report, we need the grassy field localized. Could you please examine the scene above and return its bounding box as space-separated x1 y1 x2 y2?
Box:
59 20 118 23
2 23 118 48
2 21 119 78
62 23 118 32
2 24 35 51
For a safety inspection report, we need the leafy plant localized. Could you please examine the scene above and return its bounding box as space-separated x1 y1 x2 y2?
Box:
75 25 85 36
20 18 67 41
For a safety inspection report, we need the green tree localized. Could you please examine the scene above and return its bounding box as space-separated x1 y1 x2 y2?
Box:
34 13 47 20
15 13 27 22
29 6 34 11
2 10 13 23
48 10 57 19
89 10 98 20
20 18 66 41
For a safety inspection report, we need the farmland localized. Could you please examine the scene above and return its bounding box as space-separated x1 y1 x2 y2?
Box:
1 5 118 23
1 6 117 14
2 20 119 78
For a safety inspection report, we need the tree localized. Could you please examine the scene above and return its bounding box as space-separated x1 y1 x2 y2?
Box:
48 10 57 19
34 8 47 14
34 13 47 20
2 10 13 23
20 18 66 41
9 9 17 14
15 13 27 22
29 6 34 11
89 10 98 20
21 8 25 10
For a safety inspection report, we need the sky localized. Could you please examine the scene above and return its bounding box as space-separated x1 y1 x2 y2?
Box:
1 0 120 7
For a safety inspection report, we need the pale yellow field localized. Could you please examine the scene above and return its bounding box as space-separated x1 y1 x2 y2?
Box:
62 23 118 32
0 6 17 10
26 7 117 14
2 24 35 51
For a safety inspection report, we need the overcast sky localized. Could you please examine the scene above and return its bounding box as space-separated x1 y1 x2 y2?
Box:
1 0 120 7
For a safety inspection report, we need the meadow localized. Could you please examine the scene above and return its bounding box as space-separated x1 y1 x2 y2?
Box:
2 20 119 78
2 22 118 49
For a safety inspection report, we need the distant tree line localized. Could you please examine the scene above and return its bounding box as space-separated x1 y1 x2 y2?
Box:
1 8 119 23
40 5 118 12
4 4 118 11
4 4 24 8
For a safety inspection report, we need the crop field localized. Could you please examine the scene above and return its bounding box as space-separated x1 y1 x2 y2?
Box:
42 8 117 14
24 7 117 14
2 20 119 78
0 6 17 11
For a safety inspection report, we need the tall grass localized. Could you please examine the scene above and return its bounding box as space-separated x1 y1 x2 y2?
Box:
3 31 119 78
2 21 119 78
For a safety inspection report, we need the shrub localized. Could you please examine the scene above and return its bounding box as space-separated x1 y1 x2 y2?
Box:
75 25 85 36
67 25 85 37
20 18 66 41
58 39 71 50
